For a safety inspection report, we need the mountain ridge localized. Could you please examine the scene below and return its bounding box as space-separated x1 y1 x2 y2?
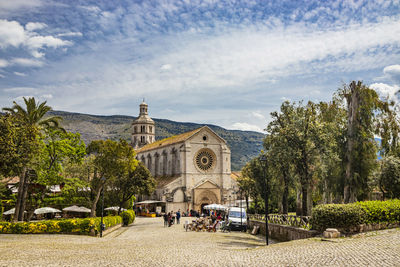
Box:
49 110 265 171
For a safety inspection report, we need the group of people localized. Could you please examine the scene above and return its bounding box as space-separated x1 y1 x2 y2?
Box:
163 209 181 227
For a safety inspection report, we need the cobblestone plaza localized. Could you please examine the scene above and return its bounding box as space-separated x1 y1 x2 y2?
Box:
0 217 400 266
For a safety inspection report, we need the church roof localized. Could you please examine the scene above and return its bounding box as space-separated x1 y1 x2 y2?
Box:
137 127 204 153
230 172 241 180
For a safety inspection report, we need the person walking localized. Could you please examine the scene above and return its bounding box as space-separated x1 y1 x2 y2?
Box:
163 212 168 227
176 209 181 224
168 212 172 227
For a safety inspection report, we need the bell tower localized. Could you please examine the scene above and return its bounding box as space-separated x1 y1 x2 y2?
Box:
132 100 155 149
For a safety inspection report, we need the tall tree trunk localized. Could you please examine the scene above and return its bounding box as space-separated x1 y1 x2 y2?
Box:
13 167 26 222
282 170 289 214
344 81 359 203
301 184 308 216
296 189 302 216
19 172 30 221
91 186 103 217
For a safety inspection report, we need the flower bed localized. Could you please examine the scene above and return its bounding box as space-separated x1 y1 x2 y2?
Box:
0 216 122 235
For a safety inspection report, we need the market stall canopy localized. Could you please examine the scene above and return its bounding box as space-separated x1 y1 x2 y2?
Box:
135 200 166 205
62 205 91 213
203 204 228 211
34 207 61 214
104 206 127 211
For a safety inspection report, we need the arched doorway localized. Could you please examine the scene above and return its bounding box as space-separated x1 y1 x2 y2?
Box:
201 202 209 215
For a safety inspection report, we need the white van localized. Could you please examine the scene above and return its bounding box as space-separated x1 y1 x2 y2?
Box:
227 207 247 230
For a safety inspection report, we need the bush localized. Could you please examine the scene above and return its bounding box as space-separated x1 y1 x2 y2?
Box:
356 199 400 224
0 215 122 235
121 210 135 226
311 199 400 232
311 204 366 232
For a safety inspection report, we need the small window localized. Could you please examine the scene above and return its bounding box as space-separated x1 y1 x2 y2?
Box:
203 135 207 141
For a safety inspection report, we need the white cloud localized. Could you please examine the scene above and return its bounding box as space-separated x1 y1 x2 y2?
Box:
0 0 43 14
41 94 53 99
79 5 101 13
0 20 26 48
4 87 37 94
251 111 265 120
25 22 47 31
0 19 72 58
160 64 172 70
0 59 8 68
57 32 83 37
231 122 264 133
383 64 400 83
13 71 26 76
371 82 400 104
11 58 44 67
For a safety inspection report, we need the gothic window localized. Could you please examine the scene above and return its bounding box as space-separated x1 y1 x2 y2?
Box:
141 125 145 133
162 151 167 175
154 153 159 176
134 126 137 133
149 126 153 133
147 155 152 172
171 148 177 176
141 136 145 143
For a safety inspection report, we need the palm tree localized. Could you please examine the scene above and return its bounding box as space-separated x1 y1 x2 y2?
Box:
3 97 63 221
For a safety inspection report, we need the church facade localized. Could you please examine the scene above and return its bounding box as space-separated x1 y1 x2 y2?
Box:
132 101 237 212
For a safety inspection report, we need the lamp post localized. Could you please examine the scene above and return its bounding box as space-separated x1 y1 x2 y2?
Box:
100 177 106 238
239 190 243 230
259 154 269 245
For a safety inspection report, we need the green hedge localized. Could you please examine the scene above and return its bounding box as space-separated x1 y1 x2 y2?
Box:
311 199 400 231
311 204 366 231
356 200 400 224
121 210 135 226
0 216 122 235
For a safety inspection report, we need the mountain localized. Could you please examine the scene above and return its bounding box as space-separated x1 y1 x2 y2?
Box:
49 111 265 171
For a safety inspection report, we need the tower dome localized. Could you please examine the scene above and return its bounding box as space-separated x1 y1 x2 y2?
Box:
132 100 155 149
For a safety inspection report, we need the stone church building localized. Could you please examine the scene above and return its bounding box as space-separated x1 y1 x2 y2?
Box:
132 101 237 212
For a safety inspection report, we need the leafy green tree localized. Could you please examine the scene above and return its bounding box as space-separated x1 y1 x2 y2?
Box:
2 97 62 221
24 129 86 220
87 139 138 217
338 81 388 202
314 101 347 203
379 156 400 199
110 162 156 214
265 101 297 214
237 165 257 218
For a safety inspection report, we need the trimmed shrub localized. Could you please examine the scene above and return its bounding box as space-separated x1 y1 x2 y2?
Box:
0 216 122 235
311 199 400 232
121 210 135 226
311 204 366 232
356 199 400 224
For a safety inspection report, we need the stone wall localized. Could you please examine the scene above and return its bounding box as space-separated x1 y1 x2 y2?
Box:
249 220 319 242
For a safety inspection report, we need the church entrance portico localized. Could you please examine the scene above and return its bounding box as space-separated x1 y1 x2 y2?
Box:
193 180 220 211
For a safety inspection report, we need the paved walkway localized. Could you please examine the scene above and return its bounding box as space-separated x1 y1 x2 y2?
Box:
0 217 400 266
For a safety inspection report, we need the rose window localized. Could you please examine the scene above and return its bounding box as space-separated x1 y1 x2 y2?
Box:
195 149 215 171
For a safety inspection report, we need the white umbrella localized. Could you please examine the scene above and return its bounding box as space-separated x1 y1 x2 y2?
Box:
203 204 228 211
34 207 61 215
3 208 16 215
104 206 126 211
63 205 91 213
3 208 27 215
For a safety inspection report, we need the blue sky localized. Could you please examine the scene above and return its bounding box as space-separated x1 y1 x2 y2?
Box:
0 0 400 132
